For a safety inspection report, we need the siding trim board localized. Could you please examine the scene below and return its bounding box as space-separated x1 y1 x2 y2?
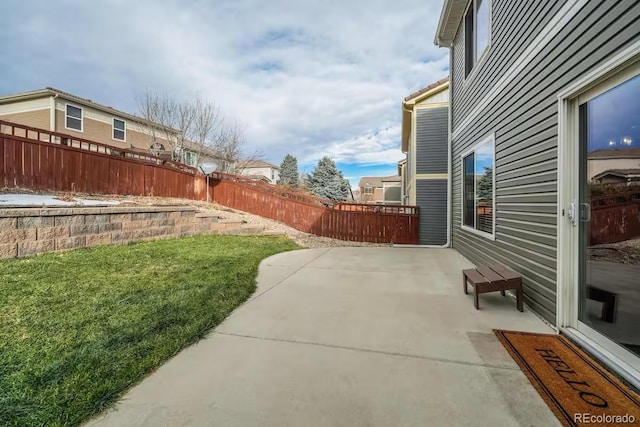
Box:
452 0 587 139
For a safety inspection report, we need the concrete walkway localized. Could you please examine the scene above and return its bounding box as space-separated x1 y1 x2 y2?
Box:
87 247 560 427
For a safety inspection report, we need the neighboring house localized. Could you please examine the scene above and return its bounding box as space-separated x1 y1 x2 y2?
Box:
381 176 402 204
401 78 450 246
358 176 401 204
435 0 640 386
236 160 280 184
0 87 172 154
592 169 640 186
587 148 640 182
0 87 234 171
358 177 383 203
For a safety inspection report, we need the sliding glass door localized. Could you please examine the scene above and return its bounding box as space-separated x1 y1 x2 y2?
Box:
577 71 640 365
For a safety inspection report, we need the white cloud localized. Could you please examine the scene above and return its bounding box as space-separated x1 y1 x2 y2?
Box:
2 0 449 168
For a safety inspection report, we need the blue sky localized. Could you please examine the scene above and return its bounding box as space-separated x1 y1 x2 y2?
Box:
0 0 449 189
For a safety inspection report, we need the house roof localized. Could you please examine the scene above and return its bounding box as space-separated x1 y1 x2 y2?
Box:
593 169 640 180
401 77 449 152
435 0 468 47
359 175 400 187
404 77 449 103
588 148 640 159
236 159 279 169
0 87 176 132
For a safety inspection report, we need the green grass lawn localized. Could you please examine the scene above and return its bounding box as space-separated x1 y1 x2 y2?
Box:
0 235 300 427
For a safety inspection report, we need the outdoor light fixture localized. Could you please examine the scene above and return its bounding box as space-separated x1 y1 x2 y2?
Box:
199 163 218 203
608 140 616 146
622 136 633 146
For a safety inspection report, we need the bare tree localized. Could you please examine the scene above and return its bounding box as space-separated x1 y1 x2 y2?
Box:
190 95 223 166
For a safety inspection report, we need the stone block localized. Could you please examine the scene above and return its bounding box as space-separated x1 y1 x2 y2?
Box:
37 226 70 240
0 229 37 243
132 213 150 221
55 236 86 251
98 222 122 233
69 224 100 236
54 215 84 226
17 216 55 229
0 243 17 259
110 213 132 222
86 233 112 246
111 231 132 242
149 212 168 220
84 214 111 224
18 239 55 257
0 218 18 230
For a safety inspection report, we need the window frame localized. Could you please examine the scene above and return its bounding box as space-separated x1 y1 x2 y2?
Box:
460 133 496 240
363 186 374 195
65 103 83 132
112 118 126 142
464 0 492 80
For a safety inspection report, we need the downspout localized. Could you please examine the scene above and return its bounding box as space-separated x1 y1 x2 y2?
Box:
49 93 59 132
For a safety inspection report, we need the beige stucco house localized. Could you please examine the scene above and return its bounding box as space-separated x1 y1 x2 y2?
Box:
358 176 402 204
0 88 169 152
236 160 280 184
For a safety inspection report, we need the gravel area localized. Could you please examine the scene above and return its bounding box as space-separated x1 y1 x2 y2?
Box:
1 189 389 249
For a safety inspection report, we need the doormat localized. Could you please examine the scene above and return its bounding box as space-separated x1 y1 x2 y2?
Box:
494 330 640 426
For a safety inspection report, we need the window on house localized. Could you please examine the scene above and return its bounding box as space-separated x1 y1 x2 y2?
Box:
183 151 196 166
65 105 83 131
464 0 490 77
462 135 494 237
113 119 126 141
364 187 374 195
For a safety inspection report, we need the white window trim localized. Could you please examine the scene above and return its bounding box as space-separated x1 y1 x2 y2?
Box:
556 41 640 389
112 118 126 142
463 0 492 84
460 133 496 240
65 103 83 132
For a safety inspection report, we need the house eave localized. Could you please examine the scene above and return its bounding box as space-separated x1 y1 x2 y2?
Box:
435 0 467 47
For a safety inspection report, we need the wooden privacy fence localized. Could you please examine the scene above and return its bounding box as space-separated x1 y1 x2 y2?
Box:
590 190 640 245
0 120 419 244
211 178 419 244
0 120 208 200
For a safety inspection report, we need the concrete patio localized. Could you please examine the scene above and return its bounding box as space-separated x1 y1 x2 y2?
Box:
87 247 560 427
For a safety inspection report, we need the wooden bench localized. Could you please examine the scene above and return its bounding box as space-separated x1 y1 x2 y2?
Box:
463 265 523 312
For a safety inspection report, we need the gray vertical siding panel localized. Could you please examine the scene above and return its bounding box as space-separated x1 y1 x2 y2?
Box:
450 0 640 324
416 180 448 246
416 107 449 174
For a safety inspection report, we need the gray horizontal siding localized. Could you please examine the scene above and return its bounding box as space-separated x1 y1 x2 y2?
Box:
450 0 640 324
416 179 448 246
416 107 449 174
451 0 568 129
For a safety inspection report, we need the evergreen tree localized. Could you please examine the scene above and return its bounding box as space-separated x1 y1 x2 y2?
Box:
305 156 350 202
277 154 299 187
477 166 493 201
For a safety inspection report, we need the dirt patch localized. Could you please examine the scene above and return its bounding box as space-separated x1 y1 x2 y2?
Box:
588 238 640 265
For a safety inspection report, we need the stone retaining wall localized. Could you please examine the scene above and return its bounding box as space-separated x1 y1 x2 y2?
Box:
0 206 257 259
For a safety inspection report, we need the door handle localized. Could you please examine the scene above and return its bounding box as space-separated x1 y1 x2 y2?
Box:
568 201 577 225
579 203 591 222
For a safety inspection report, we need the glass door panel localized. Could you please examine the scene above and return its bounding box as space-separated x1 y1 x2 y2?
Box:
578 72 640 359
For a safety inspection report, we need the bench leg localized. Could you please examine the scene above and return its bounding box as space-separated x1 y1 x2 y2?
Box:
516 286 523 312
500 290 506 297
474 287 479 310
463 274 468 295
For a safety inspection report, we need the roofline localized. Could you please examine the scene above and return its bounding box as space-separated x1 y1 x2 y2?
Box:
434 0 467 47
401 79 450 152
0 88 178 133
435 0 454 46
